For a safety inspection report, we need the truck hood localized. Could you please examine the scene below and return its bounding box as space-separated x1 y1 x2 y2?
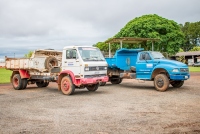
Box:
155 59 188 68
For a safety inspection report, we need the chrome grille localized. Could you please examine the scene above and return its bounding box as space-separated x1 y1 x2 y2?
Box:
180 68 189 73
89 66 105 71
84 74 106 78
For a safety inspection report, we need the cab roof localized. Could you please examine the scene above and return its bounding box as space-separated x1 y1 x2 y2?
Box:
63 46 96 49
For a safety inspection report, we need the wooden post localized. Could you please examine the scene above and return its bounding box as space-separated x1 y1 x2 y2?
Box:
120 40 122 49
152 41 154 51
192 55 194 63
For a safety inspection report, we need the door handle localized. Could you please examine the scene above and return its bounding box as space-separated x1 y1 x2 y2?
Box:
65 61 67 63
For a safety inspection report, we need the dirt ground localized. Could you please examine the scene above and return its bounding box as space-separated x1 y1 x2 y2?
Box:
0 73 200 134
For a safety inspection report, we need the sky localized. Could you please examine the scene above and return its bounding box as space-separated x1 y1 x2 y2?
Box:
0 0 200 61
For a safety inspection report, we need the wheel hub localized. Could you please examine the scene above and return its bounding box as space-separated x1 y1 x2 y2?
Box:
62 80 70 91
13 77 19 87
157 78 164 88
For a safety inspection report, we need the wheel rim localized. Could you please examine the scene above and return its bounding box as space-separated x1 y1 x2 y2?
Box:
50 60 57 66
13 77 19 87
157 78 164 88
62 79 70 91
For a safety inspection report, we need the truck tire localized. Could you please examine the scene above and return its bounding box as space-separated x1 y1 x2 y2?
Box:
36 81 49 87
154 74 169 92
45 56 58 70
170 81 184 88
43 82 49 87
61 76 75 95
21 79 28 89
99 82 106 86
12 74 23 90
36 81 44 87
110 78 122 84
86 83 99 91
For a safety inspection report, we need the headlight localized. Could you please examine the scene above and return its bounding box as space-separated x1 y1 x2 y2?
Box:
104 66 107 70
85 67 89 71
172 68 179 72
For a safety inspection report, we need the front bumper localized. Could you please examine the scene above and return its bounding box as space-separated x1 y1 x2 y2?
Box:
170 74 190 80
80 76 109 85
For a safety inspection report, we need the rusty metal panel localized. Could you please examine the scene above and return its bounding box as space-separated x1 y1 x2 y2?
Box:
30 57 45 70
5 49 62 73
19 59 29 69
14 59 20 68
5 59 11 69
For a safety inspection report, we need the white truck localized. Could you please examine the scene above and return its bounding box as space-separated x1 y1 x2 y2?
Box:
5 46 108 95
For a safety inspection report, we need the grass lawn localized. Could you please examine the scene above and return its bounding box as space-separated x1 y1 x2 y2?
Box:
189 67 200 72
0 68 12 84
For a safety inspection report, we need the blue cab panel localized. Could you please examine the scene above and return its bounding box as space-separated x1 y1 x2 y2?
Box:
105 48 144 71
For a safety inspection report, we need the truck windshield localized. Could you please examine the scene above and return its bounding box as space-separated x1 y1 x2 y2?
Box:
78 47 105 61
150 52 165 59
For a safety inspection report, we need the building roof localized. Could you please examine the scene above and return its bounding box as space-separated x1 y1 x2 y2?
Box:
175 51 200 56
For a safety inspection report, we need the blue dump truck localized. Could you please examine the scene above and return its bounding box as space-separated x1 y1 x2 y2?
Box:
102 37 190 91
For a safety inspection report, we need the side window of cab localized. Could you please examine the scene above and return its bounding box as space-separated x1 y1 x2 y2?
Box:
66 49 77 59
139 52 151 60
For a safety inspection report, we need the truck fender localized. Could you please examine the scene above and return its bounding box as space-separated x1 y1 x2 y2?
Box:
151 68 169 79
10 70 30 82
57 70 76 90
19 69 30 79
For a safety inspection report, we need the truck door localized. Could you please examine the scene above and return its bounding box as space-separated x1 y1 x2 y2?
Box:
62 49 81 76
136 52 154 79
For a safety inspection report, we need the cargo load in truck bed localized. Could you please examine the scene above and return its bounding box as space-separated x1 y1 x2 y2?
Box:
5 49 62 72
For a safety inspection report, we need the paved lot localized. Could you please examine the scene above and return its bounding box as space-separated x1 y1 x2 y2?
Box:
0 73 200 133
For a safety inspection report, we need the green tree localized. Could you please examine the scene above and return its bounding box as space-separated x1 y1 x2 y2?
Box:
180 21 200 51
94 42 108 52
189 46 200 51
114 14 184 55
24 51 33 58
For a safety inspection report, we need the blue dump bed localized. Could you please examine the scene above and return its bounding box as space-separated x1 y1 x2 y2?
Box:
105 48 143 71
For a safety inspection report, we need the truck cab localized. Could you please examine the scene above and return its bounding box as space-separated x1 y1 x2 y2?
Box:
136 51 189 79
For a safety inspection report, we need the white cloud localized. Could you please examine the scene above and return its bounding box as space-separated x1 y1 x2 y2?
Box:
0 0 199 59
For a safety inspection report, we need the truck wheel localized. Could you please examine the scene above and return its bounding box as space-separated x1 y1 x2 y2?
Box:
154 74 169 92
36 81 49 87
36 81 44 87
61 76 75 95
21 79 28 89
86 83 99 91
99 82 106 86
45 56 58 71
12 74 23 90
110 78 122 84
43 82 49 87
170 81 184 88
